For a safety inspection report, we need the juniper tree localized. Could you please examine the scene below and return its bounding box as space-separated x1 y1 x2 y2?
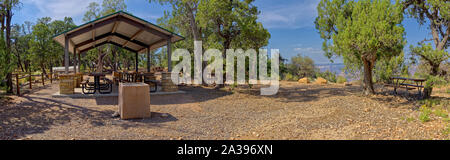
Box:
315 0 405 95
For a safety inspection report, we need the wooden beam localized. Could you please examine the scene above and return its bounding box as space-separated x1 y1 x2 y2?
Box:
79 41 109 53
112 21 120 33
138 38 167 53
79 40 127 53
75 32 111 48
80 40 139 53
130 29 143 41
147 48 151 72
70 40 76 49
109 41 140 53
73 48 77 73
108 21 120 42
118 16 170 39
67 16 118 39
135 52 139 72
112 32 148 49
167 38 172 72
138 48 147 53
92 24 97 47
78 51 81 73
122 41 129 48
76 32 148 50
122 29 143 47
92 24 96 40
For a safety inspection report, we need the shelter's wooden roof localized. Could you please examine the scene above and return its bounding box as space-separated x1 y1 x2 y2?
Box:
53 11 184 54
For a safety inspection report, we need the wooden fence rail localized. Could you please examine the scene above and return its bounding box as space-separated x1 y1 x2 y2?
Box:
12 72 53 96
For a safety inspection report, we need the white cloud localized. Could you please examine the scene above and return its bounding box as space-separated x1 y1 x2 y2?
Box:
23 0 101 21
258 0 320 29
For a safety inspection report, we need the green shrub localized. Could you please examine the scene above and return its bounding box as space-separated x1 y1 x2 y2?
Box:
374 52 409 83
419 98 445 108
443 125 450 135
287 55 316 78
337 76 347 84
444 117 450 122
419 106 432 122
284 73 298 81
230 82 238 89
404 117 415 122
434 109 448 118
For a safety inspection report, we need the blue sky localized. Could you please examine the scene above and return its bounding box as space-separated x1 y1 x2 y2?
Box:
13 0 431 64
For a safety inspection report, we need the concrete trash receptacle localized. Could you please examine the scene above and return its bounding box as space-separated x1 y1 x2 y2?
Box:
119 83 151 120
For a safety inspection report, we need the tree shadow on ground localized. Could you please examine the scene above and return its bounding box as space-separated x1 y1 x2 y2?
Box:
0 93 181 139
149 86 233 105
94 97 118 106
0 95 115 139
89 86 232 106
371 87 450 110
114 112 178 129
13 81 53 96
369 85 427 109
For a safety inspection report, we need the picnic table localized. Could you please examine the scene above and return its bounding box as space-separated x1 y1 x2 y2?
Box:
121 71 141 82
389 77 426 96
81 72 112 94
141 72 158 92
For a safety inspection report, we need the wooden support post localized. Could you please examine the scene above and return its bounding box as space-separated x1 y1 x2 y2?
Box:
167 38 172 72
135 52 138 72
147 48 151 72
73 48 77 73
15 74 20 96
78 52 81 73
64 35 70 74
50 72 53 83
29 72 32 89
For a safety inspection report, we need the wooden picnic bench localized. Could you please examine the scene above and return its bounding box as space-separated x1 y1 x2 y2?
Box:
386 77 426 97
81 73 113 94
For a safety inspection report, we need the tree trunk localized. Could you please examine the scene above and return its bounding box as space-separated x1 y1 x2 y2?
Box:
17 55 24 72
13 46 24 72
422 64 440 99
217 39 232 88
112 49 117 71
41 64 47 78
96 53 106 73
24 60 29 73
5 8 12 93
96 46 109 72
185 2 200 42
362 59 375 95
50 63 53 78
185 2 209 86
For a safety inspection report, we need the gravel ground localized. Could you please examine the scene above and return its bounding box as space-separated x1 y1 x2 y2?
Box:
0 81 448 140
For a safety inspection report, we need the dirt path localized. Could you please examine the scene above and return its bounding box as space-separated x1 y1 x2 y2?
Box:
0 82 448 140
